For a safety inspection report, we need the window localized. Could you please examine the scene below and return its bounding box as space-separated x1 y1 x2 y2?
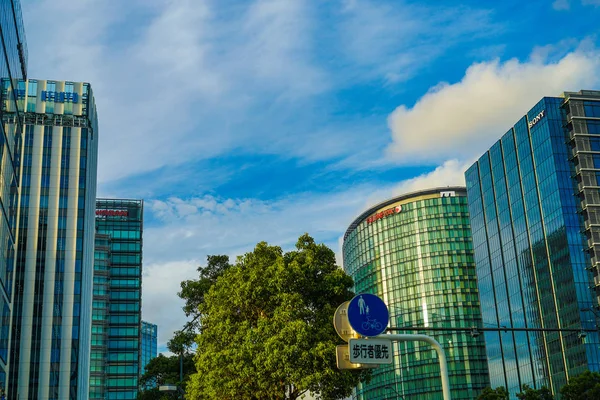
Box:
588 121 600 135
584 101 600 118
27 80 37 96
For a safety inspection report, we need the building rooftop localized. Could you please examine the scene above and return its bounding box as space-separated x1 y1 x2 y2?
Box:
343 186 467 241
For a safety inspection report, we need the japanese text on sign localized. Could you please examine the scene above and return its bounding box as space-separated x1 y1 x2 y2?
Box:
353 343 388 359
348 338 393 364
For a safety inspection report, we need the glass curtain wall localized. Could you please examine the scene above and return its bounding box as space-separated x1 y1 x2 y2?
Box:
465 93 600 397
140 321 157 388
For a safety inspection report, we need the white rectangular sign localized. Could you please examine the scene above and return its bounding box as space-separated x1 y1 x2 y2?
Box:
349 338 393 364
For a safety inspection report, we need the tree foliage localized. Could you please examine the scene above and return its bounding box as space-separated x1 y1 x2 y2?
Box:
186 234 367 400
137 353 195 400
168 255 232 353
137 388 177 400
516 384 553 400
560 370 600 400
477 386 508 400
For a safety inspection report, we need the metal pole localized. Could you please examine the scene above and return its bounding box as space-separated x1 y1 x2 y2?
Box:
180 351 183 382
378 334 451 400
180 351 183 399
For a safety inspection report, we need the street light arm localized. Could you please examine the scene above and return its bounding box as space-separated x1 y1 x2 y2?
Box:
377 334 451 400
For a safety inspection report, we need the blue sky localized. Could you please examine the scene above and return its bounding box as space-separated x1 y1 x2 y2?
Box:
22 0 600 350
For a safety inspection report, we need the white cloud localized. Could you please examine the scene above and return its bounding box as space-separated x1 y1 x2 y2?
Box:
393 159 472 195
553 0 570 10
387 43 600 164
582 0 600 6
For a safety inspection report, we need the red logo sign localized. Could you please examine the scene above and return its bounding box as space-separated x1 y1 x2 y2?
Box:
367 205 402 224
96 209 128 217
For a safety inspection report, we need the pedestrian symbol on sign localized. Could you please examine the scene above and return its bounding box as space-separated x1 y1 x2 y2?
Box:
347 293 389 337
358 296 366 315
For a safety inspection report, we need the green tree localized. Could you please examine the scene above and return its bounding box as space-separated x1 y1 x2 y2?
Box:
477 386 508 400
137 388 176 400
168 255 232 352
560 370 600 399
186 234 368 400
516 384 553 400
137 353 195 400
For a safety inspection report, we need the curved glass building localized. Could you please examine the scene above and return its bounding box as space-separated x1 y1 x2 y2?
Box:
342 187 489 399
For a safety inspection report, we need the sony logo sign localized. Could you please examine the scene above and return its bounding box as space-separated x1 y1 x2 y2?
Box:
528 110 545 129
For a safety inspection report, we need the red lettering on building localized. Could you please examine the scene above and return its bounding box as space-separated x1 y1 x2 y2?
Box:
366 205 402 224
96 209 128 217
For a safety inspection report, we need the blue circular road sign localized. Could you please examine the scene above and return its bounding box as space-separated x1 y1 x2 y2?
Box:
347 293 389 337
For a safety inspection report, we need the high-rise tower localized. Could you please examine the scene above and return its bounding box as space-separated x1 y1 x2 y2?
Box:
6 78 98 400
95 199 143 400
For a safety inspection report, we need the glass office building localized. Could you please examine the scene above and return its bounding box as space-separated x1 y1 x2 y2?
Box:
342 188 489 400
140 321 157 385
96 199 143 400
90 234 111 400
0 0 27 392
465 90 600 397
5 79 98 400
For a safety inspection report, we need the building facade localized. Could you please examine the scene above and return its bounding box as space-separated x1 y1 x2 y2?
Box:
140 321 157 383
342 188 490 400
90 234 111 400
568 92 600 308
0 0 27 392
96 199 143 400
465 90 600 397
4 78 99 399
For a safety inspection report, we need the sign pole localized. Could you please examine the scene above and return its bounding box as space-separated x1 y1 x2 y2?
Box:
377 334 451 400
